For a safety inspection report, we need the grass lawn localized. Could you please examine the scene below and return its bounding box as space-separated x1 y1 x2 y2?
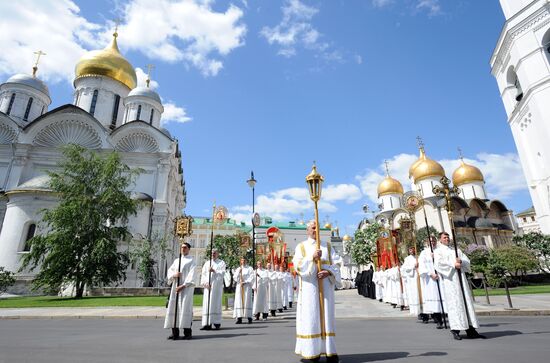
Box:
0 293 235 308
472 284 550 296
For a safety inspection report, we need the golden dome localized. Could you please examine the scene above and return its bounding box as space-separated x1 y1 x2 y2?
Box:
452 161 484 186
324 223 332 229
75 33 137 89
342 234 352 241
377 176 404 197
410 149 445 182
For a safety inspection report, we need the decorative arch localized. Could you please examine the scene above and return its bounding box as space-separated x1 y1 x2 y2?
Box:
115 132 159 153
0 123 17 144
32 119 102 149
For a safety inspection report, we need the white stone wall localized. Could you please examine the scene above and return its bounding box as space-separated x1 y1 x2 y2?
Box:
123 97 163 128
379 193 402 212
458 182 487 200
0 84 50 124
500 0 536 19
415 176 443 199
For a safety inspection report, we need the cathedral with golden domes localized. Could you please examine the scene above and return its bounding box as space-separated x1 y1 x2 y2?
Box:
0 31 185 292
375 145 516 249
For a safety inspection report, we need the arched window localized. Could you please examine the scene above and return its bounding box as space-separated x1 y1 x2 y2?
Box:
23 97 33 121
90 90 98 116
6 93 15 115
507 67 523 102
543 29 550 62
136 105 142 121
23 224 36 252
149 109 154 124
111 94 121 129
75 91 80 106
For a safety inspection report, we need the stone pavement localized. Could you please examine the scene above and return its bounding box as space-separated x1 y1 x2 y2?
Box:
1 289 549 319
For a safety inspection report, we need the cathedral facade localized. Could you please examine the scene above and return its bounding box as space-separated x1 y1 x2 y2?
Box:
0 32 185 292
491 0 550 235
374 147 516 249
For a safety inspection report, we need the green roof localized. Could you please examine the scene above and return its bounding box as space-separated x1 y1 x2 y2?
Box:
516 206 535 217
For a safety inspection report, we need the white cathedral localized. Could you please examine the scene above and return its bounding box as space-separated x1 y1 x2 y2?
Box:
0 31 185 292
491 0 550 235
375 146 516 249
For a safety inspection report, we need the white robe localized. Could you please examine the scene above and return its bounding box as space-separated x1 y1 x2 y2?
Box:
418 247 444 314
284 271 294 303
201 258 226 326
293 237 341 360
276 271 284 309
267 269 278 310
253 268 269 315
401 255 422 316
164 255 196 329
281 271 290 307
373 270 383 301
233 265 254 318
434 244 479 331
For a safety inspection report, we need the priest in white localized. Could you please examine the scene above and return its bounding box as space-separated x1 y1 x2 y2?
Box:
434 232 485 340
280 264 290 310
275 263 284 313
267 262 278 316
284 267 295 309
401 247 423 317
234 257 254 324
418 236 445 329
253 260 269 320
200 249 226 330
293 220 341 363
164 243 196 340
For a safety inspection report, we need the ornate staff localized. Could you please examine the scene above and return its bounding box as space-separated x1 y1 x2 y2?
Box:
387 217 405 309
206 204 227 327
305 162 326 339
173 215 193 336
403 193 424 314
433 176 472 326
417 187 448 329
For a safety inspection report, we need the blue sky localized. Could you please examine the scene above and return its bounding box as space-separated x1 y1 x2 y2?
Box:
0 0 531 235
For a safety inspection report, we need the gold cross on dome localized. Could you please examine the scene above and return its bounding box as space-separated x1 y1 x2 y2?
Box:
32 50 46 76
384 159 390 176
145 64 155 88
457 147 464 162
416 136 424 151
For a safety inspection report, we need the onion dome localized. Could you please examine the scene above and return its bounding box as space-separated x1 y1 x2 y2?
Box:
324 223 332 229
127 86 161 104
74 32 137 89
342 235 352 241
377 176 404 197
5 73 49 96
410 148 445 182
452 160 484 186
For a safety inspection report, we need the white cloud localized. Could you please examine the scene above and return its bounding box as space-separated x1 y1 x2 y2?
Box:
416 0 442 16
372 0 394 7
230 183 364 223
0 0 246 84
260 0 341 61
161 101 192 125
355 152 527 205
135 67 159 89
354 55 363 64
116 0 247 76
372 0 443 16
0 0 100 83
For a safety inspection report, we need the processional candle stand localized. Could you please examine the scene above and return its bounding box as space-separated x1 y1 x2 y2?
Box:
173 215 193 334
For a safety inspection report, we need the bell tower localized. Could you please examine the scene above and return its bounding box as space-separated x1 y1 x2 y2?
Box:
491 0 550 234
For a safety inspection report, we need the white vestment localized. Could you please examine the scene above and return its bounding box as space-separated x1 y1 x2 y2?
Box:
281 271 290 307
418 247 444 314
276 271 284 309
293 238 341 360
201 258 226 326
434 244 479 331
267 269 278 310
253 268 269 315
401 255 422 316
389 267 404 306
233 265 254 318
164 255 196 329
284 271 294 303
373 270 383 301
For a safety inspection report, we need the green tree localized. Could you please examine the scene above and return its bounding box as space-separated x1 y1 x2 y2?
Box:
129 232 172 288
465 244 491 304
415 226 439 247
346 222 380 266
205 234 243 291
513 232 550 273
20 145 141 298
0 267 16 294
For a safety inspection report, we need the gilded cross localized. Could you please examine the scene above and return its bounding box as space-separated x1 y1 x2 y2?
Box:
32 50 46 76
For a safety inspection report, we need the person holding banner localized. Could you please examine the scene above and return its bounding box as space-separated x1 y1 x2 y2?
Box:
200 249 226 330
293 220 341 362
164 243 196 340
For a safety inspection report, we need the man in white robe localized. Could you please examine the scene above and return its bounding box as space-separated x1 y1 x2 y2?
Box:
275 264 284 313
293 220 341 363
200 249 226 330
435 232 485 340
418 236 445 328
233 257 254 324
401 247 423 317
253 260 269 320
284 267 295 308
267 262 278 316
164 243 196 340
280 265 290 310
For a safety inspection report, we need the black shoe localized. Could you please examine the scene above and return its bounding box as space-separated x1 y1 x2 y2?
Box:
436 323 444 329
451 330 462 340
182 328 192 340
326 354 341 363
214 324 221 330
254 313 260 321
235 318 242 324
248 317 253 324
262 313 268 320
466 327 486 339
200 325 212 331
167 328 180 340
305 357 320 363
278 308 283 313
289 302 293 308
270 310 276 317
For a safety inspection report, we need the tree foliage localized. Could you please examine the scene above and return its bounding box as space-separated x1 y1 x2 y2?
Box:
347 222 380 266
20 145 141 298
465 244 490 275
0 267 16 293
513 232 550 273
129 233 171 287
205 234 244 290
485 245 538 287
415 226 439 246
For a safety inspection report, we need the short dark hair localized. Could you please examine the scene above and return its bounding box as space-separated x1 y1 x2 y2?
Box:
439 232 449 238
183 242 191 249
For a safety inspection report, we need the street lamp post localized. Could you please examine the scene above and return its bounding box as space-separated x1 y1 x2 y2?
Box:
247 171 257 269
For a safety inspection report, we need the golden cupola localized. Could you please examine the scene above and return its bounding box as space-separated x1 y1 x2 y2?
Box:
74 32 137 89
452 160 484 186
410 148 445 182
377 176 404 197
